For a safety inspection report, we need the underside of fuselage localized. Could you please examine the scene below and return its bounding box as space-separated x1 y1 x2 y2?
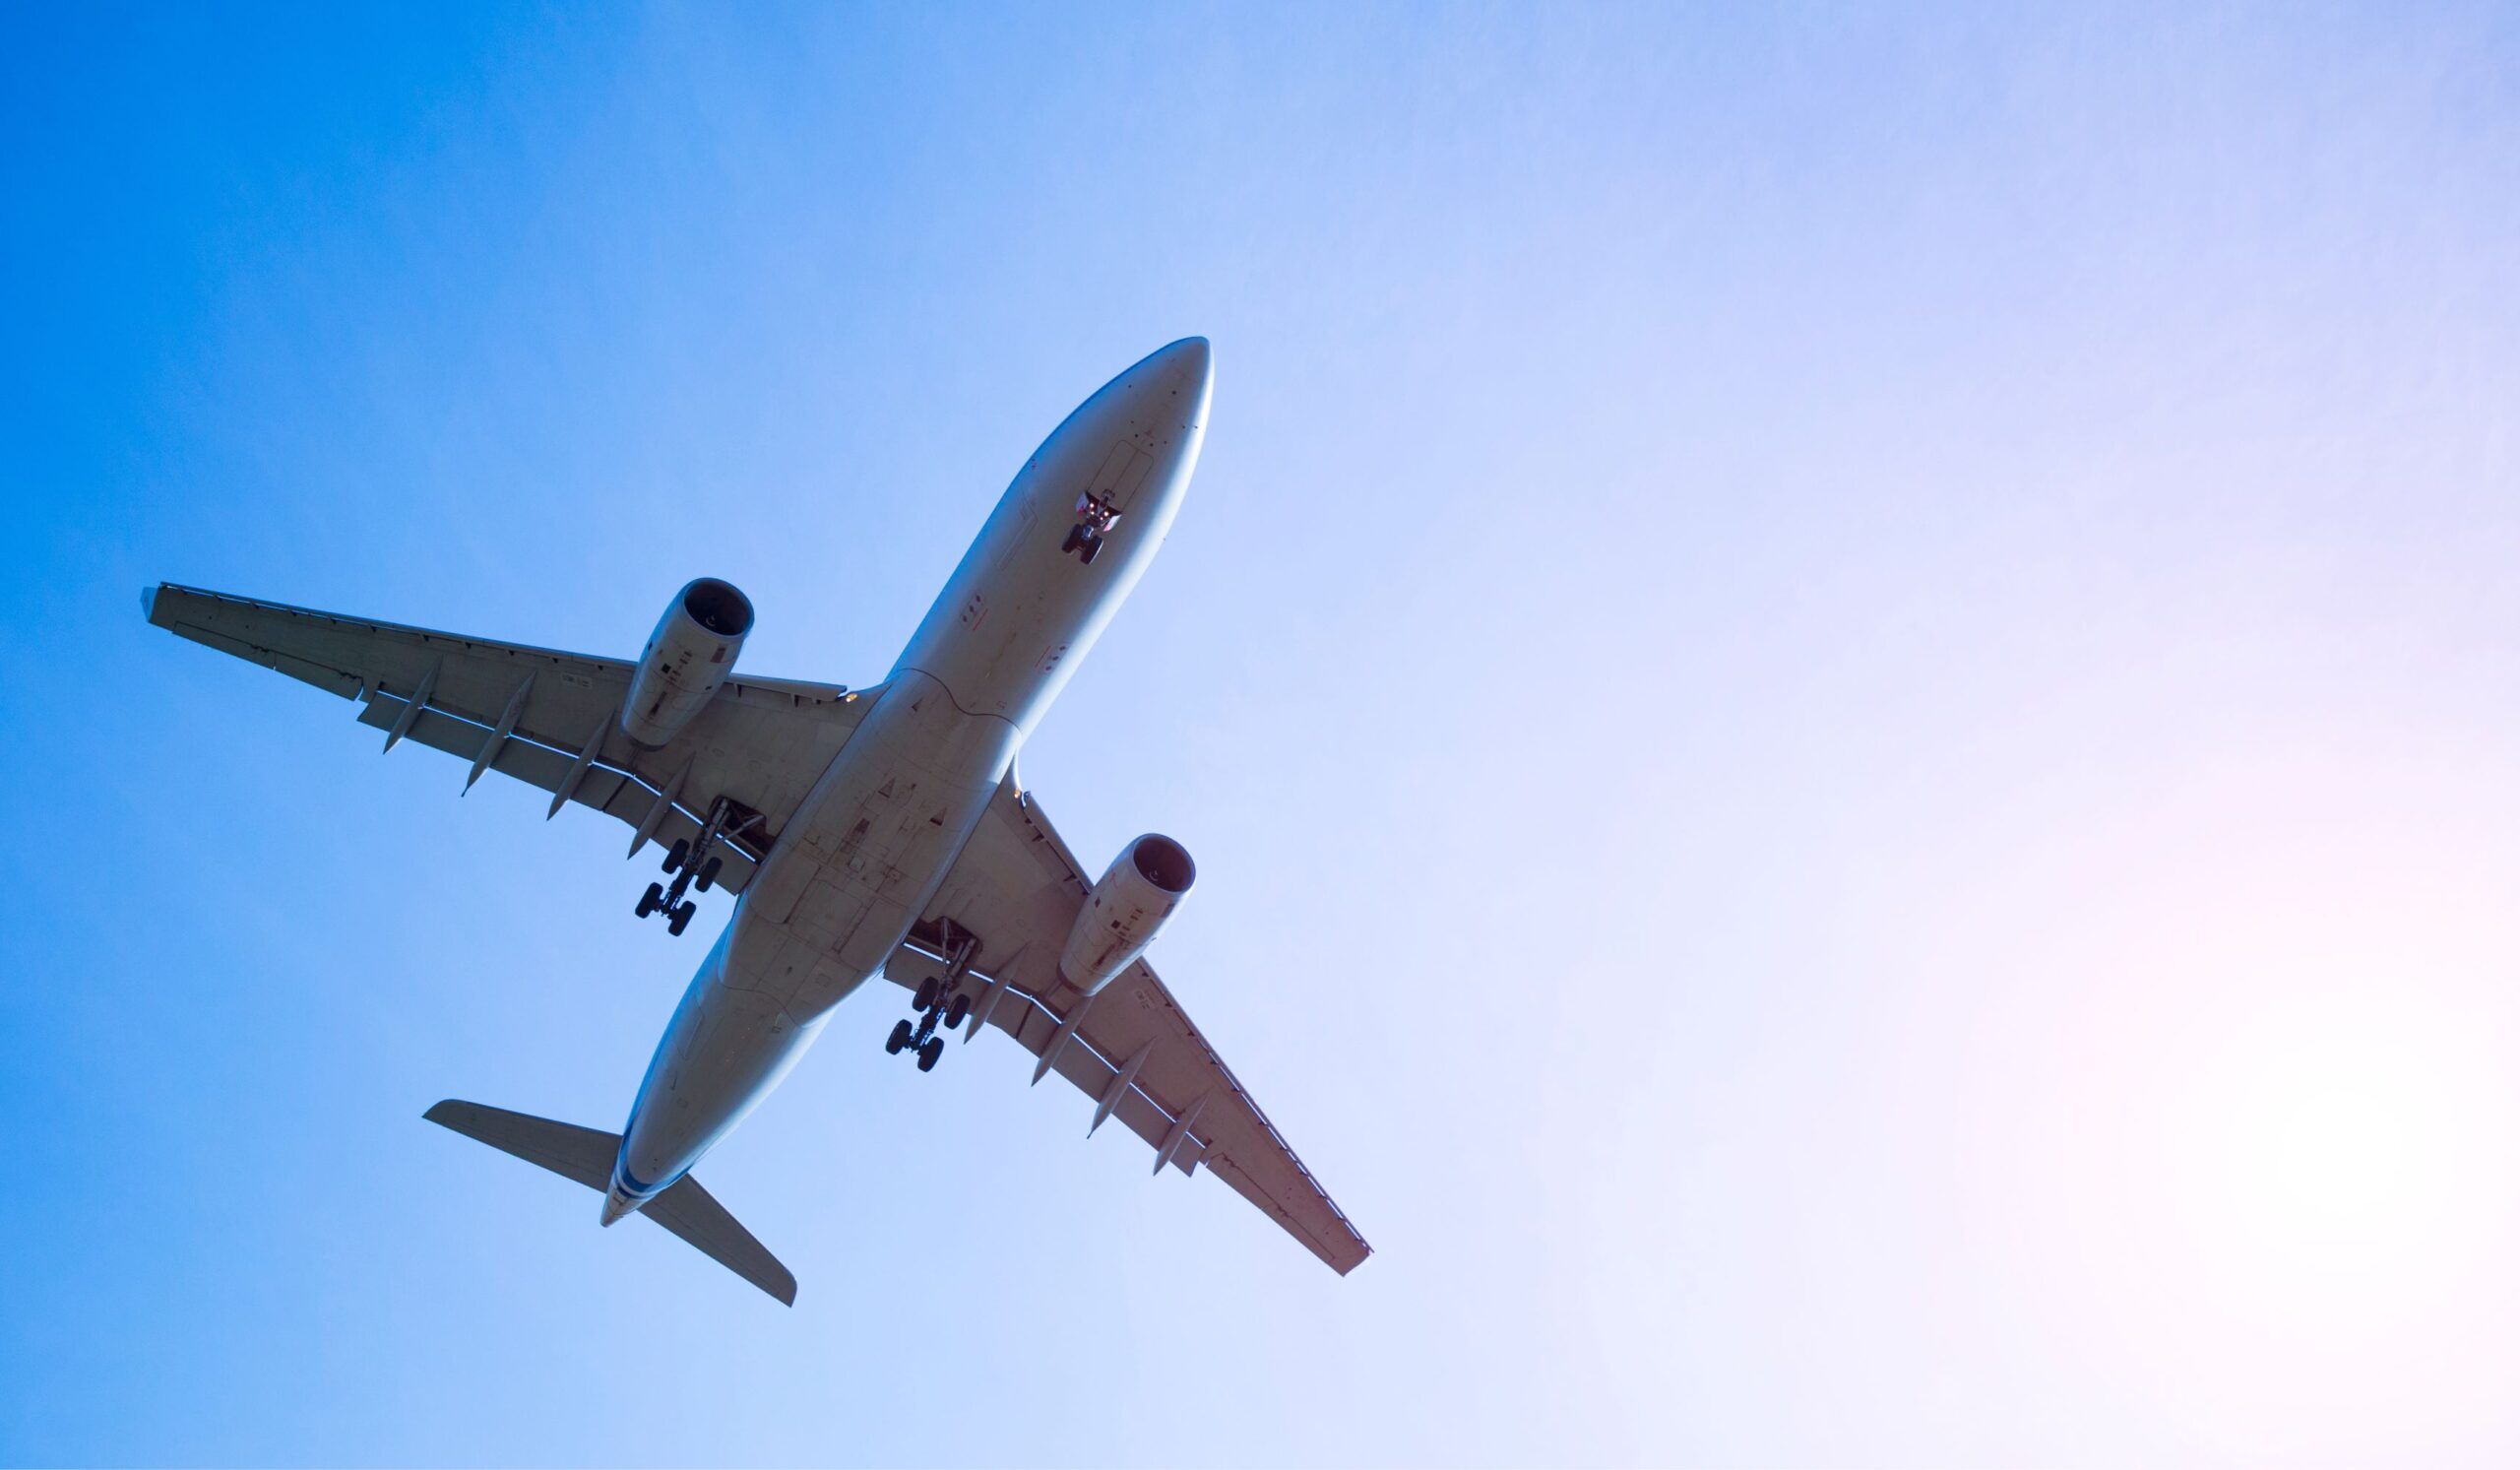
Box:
153 332 1369 1296
609 337 1214 1211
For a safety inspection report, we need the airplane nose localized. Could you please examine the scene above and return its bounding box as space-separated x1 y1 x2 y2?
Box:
1159 335 1210 382
1130 336 1211 429
1151 337 1211 403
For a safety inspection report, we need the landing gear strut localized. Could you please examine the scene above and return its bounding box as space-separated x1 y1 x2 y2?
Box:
635 796 757 936
1063 492 1120 565
885 922 978 1074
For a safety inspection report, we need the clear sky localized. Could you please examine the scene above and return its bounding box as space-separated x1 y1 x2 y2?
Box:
6 3 2519 1464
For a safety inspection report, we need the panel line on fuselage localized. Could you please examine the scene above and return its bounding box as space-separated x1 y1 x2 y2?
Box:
609 338 1213 1212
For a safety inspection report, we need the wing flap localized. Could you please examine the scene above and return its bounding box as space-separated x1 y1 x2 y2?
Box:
1202 1153 1364 1273
884 945 1205 1174
147 582 871 878
159 612 367 700
156 582 635 752
904 779 1371 1271
352 693 756 891
892 932 1370 1274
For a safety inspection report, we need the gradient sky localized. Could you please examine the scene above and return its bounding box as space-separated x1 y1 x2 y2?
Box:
7 3 2520 1465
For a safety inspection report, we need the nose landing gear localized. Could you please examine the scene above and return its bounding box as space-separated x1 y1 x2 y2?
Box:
1063 492 1120 564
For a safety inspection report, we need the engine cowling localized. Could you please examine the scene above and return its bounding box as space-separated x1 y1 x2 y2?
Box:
1059 834 1197 994
619 578 754 748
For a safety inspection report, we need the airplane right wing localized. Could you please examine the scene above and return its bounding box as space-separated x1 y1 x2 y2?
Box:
888 776 1373 1275
144 582 875 885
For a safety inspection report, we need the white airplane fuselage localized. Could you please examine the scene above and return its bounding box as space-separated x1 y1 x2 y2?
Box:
601 338 1213 1222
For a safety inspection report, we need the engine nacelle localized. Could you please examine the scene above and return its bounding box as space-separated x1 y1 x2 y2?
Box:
619 578 754 748
1059 834 1197 994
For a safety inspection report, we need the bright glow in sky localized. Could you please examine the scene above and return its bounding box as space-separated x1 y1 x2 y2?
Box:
7 4 2519 1464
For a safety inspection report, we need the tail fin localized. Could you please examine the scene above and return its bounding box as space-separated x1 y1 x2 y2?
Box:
424 1100 797 1306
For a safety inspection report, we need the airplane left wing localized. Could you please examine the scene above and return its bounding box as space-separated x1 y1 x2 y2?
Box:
890 776 1373 1275
144 583 874 884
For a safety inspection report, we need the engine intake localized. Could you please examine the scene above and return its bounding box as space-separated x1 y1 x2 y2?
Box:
1059 834 1196 994
620 578 753 748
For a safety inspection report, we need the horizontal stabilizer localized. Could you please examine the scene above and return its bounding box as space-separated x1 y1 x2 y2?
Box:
425 1099 614 1187
640 1173 795 1307
423 1100 797 1306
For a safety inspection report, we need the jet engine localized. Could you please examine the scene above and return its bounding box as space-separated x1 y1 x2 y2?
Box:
1059 834 1196 994
619 578 753 748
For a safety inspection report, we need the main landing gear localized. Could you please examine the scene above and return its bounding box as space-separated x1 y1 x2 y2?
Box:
633 879 693 934
634 796 746 936
1062 492 1121 565
885 923 977 1074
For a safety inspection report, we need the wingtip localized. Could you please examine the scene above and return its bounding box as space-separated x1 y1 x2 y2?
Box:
140 583 158 622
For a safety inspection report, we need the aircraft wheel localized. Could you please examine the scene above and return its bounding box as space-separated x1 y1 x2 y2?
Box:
914 977 940 1012
886 1019 913 1055
1061 525 1083 553
695 856 724 892
943 992 971 1029
667 902 695 936
636 882 662 918
662 837 689 873
1081 537 1103 565
916 1037 944 1072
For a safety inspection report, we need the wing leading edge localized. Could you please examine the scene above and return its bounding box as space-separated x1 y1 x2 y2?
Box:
144 582 876 883
892 777 1372 1275
148 582 1367 1273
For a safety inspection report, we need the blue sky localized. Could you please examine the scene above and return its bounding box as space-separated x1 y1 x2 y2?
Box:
6 3 2519 1464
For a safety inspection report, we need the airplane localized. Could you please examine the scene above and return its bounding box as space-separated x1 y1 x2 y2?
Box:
142 337 1369 1304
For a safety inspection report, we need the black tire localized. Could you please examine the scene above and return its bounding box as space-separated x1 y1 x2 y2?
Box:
1061 525 1083 553
662 837 689 873
916 1037 944 1072
637 882 662 918
695 855 724 892
943 992 971 1029
913 977 939 1012
1081 537 1103 565
668 902 694 936
886 1019 913 1055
